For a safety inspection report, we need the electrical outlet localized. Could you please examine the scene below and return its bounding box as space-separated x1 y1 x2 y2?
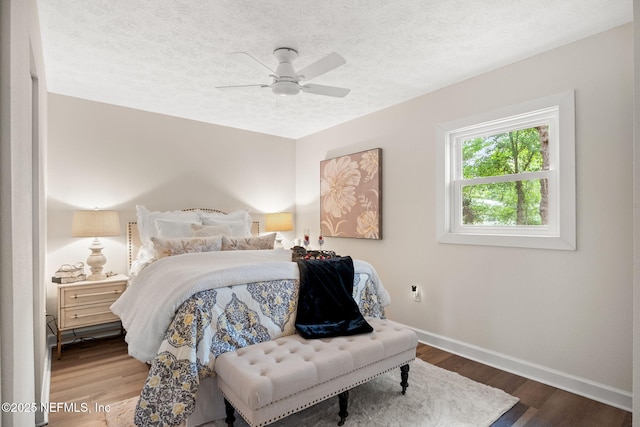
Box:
410 284 421 302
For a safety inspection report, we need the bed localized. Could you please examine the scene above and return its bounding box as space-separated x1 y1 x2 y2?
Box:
111 206 391 427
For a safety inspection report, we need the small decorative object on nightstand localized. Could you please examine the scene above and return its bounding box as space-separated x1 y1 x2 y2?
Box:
51 262 86 283
56 273 128 359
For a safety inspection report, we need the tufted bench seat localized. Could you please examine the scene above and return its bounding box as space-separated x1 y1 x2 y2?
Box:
214 317 418 427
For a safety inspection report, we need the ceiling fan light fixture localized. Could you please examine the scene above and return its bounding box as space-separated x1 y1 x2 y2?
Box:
272 81 300 96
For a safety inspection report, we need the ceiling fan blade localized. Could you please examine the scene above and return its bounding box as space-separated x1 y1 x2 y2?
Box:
297 52 346 83
216 84 270 90
300 84 350 98
229 52 274 74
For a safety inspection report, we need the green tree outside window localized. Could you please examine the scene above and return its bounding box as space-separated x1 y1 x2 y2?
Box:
461 126 549 226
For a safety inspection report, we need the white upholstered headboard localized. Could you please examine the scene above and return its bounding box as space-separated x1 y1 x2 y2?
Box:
126 208 260 269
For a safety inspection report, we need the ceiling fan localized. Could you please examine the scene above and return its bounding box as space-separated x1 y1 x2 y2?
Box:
216 47 350 98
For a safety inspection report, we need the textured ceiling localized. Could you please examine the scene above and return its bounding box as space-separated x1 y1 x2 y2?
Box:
36 1 632 139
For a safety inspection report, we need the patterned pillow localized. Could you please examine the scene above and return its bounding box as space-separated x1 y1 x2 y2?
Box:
221 234 276 251
151 236 223 258
191 224 233 237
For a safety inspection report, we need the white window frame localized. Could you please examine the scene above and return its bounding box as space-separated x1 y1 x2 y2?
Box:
436 91 576 250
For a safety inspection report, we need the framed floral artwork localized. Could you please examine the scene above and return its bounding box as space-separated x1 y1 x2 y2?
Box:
320 148 382 239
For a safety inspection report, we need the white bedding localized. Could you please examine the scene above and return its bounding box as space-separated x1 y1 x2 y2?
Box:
111 249 390 363
111 249 295 361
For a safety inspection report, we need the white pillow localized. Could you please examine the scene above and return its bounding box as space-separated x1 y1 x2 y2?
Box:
136 205 201 243
191 223 233 237
155 219 201 238
199 209 252 237
134 243 155 266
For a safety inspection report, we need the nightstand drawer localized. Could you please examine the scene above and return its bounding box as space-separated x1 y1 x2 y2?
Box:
60 281 126 308
60 301 120 329
56 274 128 359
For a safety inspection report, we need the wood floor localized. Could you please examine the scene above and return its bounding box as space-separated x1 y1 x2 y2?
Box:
48 336 149 427
48 336 632 426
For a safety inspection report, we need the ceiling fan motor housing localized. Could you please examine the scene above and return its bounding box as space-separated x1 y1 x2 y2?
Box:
272 48 301 95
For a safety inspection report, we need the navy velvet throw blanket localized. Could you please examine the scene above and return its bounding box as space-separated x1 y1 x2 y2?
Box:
295 256 373 339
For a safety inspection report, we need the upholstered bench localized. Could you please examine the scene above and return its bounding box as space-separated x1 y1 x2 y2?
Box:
214 317 418 427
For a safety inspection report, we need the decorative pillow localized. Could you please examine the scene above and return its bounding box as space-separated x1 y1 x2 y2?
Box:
155 219 201 238
221 233 276 251
136 205 200 243
151 236 223 258
199 209 253 237
295 256 373 339
191 223 233 237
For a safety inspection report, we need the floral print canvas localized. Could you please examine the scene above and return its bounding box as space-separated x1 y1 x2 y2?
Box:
320 148 382 239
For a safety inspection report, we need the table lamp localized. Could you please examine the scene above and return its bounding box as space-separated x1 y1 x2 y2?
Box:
264 212 293 249
72 209 120 280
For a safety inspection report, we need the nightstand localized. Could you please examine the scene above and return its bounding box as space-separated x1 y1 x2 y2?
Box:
56 273 128 359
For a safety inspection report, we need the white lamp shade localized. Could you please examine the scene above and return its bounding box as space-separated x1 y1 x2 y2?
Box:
72 210 121 237
264 212 293 232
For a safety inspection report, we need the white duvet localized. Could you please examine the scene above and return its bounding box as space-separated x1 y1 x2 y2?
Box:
110 250 390 363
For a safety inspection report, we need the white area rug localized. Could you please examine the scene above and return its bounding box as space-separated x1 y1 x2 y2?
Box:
106 359 518 427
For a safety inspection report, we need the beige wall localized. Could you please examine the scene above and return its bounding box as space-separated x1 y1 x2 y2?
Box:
45 96 296 315
296 24 633 408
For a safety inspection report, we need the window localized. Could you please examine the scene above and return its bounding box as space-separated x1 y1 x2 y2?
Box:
436 91 575 250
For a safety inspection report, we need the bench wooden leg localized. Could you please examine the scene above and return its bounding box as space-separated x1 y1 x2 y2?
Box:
337 390 349 426
400 364 410 395
223 398 236 427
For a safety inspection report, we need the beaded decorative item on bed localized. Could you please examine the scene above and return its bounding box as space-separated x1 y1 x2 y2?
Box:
291 246 339 261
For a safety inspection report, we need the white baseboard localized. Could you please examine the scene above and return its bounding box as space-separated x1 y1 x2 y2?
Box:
37 339 52 427
407 325 632 412
46 333 57 349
